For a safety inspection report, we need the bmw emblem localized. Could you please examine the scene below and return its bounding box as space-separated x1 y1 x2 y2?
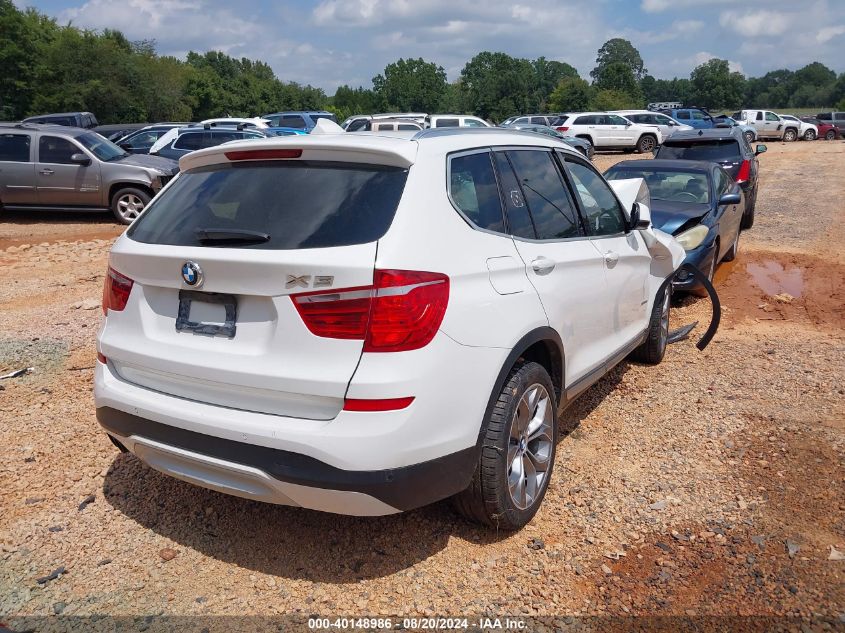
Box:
181 261 203 287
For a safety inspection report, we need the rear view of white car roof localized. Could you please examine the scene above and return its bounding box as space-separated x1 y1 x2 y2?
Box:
178 127 581 172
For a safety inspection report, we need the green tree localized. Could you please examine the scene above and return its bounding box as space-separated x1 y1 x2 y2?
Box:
690 58 745 110
460 51 537 122
593 61 642 105
591 38 646 82
548 77 592 112
532 57 578 110
372 57 447 112
590 89 639 111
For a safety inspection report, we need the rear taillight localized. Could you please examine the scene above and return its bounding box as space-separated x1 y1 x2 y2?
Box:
556 126 569 132
102 266 134 315
343 397 414 412
292 269 449 352
735 159 751 184
97 352 108 364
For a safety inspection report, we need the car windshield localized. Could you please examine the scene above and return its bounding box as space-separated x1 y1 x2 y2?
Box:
77 132 127 161
127 161 408 250
605 168 710 204
657 140 741 162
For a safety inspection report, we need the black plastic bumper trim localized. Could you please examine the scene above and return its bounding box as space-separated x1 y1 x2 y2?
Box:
96 407 476 511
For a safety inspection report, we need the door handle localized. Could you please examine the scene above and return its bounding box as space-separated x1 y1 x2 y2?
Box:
603 251 620 268
39 169 54 175
531 257 555 276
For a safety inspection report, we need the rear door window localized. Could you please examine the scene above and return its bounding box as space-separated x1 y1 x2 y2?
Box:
127 161 409 250
0 133 32 162
448 151 505 232
435 118 459 128
278 115 306 129
676 111 690 120
493 152 534 240
574 115 594 125
505 150 582 240
530 117 546 125
173 133 206 150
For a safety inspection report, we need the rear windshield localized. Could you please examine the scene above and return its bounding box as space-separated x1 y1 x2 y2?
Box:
127 161 408 250
657 140 740 161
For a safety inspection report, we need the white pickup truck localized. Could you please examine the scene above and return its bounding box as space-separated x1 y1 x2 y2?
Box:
734 110 800 142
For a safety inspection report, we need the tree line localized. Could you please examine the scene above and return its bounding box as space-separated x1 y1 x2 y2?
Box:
2 0 844 125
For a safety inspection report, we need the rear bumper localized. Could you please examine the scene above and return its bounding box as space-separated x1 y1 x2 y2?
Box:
98 406 476 514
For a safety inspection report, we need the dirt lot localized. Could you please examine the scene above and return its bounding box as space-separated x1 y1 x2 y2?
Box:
1 140 843 630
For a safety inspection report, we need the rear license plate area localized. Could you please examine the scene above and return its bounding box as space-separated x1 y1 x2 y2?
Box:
175 290 237 338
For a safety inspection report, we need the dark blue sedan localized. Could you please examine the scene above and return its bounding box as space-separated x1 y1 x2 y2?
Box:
604 159 744 295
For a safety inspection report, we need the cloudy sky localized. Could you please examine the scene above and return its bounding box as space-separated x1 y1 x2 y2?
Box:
16 0 845 92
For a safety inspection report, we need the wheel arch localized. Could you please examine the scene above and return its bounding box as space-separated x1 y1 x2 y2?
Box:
575 134 593 146
472 327 565 458
108 182 155 206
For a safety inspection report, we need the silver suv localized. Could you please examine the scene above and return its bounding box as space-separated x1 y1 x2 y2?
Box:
0 123 179 224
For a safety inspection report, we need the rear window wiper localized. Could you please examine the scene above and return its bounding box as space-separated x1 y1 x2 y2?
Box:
195 228 270 244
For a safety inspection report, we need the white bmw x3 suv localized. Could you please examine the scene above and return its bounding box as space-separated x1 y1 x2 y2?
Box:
95 126 684 529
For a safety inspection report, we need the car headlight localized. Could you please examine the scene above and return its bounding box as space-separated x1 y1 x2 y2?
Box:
675 225 709 251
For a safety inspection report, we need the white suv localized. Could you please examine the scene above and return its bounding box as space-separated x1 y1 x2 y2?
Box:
554 112 663 152
425 114 492 128
95 127 684 529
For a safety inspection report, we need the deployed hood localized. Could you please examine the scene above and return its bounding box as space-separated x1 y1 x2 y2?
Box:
650 201 711 235
116 152 179 174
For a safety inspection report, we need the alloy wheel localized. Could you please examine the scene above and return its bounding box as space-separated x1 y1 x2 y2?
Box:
784 129 797 142
803 130 816 141
507 383 554 510
639 137 655 152
117 193 145 221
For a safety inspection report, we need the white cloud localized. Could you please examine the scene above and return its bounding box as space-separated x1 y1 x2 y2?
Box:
642 0 733 12
719 9 790 37
691 51 744 74
816 24 845 42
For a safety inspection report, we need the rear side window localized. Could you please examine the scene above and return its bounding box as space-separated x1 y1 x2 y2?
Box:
435 118 459 128
278 116 306 129
530 117 546 125
0 133 31 162
398 124 419 131
836 113 845 120
676 111 690 120
127 161 409 250
448 152 505 232
817 113 832 121
173 133 205 150
657 140 741 161
505 150 581 240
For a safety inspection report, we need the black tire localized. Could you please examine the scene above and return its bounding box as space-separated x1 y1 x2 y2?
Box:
741 202 755 230
576 135 594 149
722 228 740 262
630 284 670 364
744 130 755 144
803 129 816 141
783 128 798 142
825 130 836 141
636 134 657 154
452 361 558 530
111 187 151 225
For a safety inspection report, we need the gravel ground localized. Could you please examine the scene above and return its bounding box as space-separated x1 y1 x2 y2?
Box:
1 140 843 631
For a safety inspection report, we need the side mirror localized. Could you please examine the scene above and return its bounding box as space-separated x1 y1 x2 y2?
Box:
755 144 767 155
119 142 132 150
718 192 742 206
70 152 91 166
625 122 632 127
629 202 651 230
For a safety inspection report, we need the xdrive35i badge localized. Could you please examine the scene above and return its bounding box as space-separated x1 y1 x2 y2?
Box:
181 261 203 287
